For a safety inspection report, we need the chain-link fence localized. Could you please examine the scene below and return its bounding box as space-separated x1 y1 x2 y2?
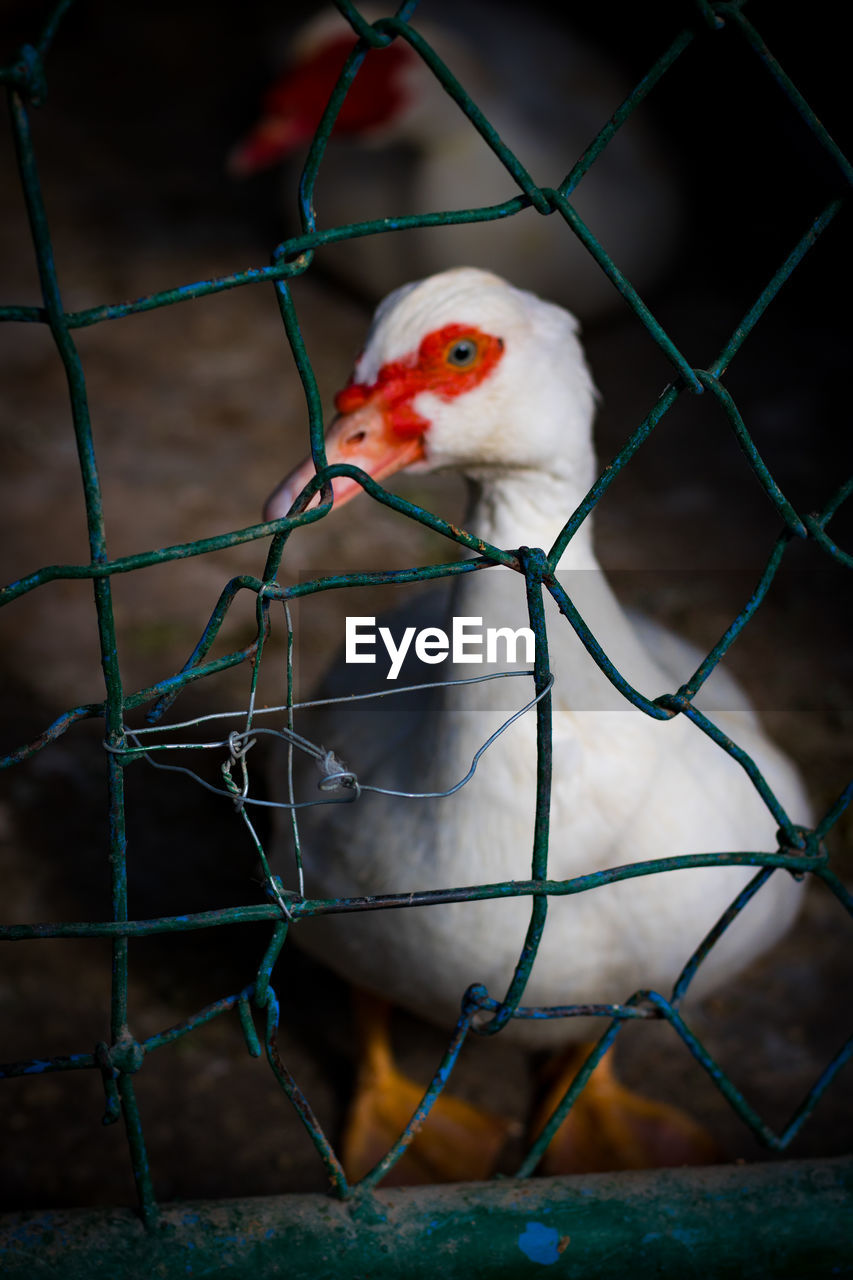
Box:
1 0 851 1270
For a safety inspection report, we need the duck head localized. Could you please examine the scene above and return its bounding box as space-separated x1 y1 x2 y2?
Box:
228 10 427 177
264 268 597 532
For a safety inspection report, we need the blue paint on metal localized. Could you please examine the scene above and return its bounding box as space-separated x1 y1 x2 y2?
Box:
517 1222 561 1265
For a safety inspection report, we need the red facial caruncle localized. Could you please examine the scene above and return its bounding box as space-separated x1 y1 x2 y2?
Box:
229 36 416 177
265 37 414 139
335 324 505 442
263 324 506 522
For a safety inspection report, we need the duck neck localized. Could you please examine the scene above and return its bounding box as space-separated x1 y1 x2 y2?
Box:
464 469 597 571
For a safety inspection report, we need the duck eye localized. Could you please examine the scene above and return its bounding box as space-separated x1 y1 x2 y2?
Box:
446 338 478 368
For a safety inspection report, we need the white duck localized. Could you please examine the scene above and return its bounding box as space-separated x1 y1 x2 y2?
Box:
263 268 808 1183
231 4 682 321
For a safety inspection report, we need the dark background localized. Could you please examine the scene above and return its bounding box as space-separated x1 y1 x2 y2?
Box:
1 0 851 1210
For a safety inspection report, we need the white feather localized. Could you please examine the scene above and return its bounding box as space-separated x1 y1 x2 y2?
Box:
269 268 807 1049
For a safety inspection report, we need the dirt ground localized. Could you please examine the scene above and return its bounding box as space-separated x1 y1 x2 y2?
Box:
1 0 851 1212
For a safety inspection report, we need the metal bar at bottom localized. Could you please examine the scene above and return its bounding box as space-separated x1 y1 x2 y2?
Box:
1 1157 851 1278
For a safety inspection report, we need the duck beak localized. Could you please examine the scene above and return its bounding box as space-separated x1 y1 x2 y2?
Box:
263 403 425 523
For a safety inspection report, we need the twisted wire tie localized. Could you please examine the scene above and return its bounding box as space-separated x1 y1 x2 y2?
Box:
225 728 257 813
316 748 360 796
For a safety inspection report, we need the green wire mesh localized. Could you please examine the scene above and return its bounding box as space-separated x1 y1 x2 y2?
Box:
1 0 852 1230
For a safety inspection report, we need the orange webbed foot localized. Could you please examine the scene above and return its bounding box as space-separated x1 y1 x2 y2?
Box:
343 992 514 1186
532 1043 721 1175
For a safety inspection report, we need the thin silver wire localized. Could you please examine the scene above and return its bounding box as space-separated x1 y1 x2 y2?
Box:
105 668 552 809
126 667 536 736
283 598 304 897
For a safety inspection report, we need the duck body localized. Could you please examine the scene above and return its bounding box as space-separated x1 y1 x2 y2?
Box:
232 5 682 321
265 269 807 1052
